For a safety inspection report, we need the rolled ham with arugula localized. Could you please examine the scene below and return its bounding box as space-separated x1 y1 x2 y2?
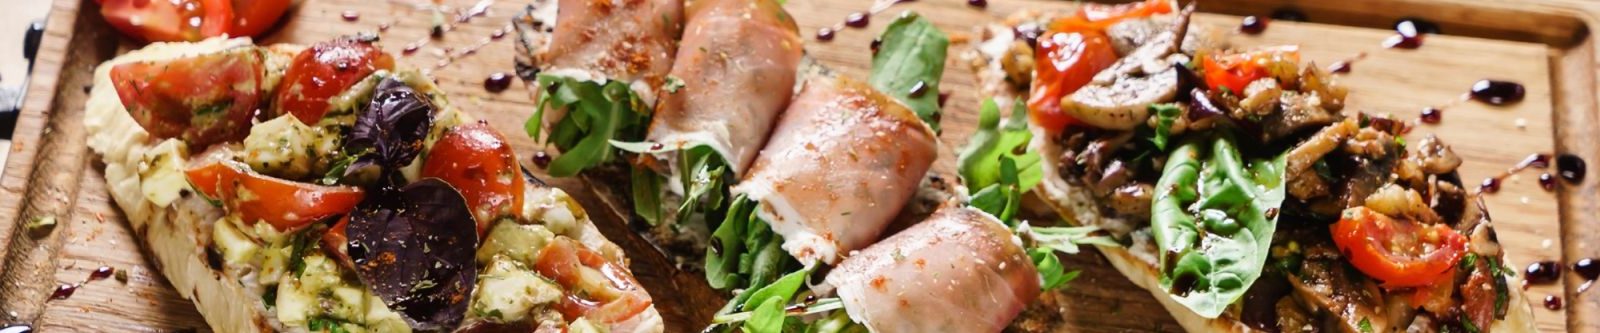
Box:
514 0 683 176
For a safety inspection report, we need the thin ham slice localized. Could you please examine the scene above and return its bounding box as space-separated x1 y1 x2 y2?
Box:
539 0 683 104
732 75 937 265
824 206 1040 333
646 0 802 176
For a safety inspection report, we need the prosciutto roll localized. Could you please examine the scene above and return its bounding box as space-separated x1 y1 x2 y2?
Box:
732 75 938 265
519 0 683 104
646 0 802 175
823 207 1040 333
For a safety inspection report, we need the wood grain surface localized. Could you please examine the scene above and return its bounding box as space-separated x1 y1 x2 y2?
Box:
0 0 1597 332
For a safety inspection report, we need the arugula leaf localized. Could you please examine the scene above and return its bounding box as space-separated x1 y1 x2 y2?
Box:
1027 224 1119 255
706 196 794 291
527 74 651 177
1151 135 1289 318
740 268 811 333
1028 247 1080 290
631 166 665 225
677 146 729 225
960 99 1043 195
804 310 868 333
1149 103 1182 151
869 12 949 132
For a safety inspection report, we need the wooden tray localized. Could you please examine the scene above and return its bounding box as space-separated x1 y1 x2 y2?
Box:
1 0 1597 331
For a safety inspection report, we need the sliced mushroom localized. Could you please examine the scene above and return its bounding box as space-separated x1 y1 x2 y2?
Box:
1059 4 1193 130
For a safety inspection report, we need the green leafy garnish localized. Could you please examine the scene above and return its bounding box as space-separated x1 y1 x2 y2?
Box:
958 98 1042 196
1149 103 1182 151
1358 318 1374 333
868 12 949 132
676 146 730 225
1151 135 1289 318
705 195 794 291
527 74 650 177
740 268 812 333
288 233 312 277
319 150 365 185
1029 247 1081 290
630 166 665 225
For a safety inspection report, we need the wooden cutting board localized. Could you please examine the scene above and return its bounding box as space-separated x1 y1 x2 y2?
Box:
1 0 1597 331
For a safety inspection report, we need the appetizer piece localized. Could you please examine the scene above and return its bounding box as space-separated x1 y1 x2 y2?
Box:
514 0 684 176
967 2 1538 331
617 0 804 256
84 37 662 332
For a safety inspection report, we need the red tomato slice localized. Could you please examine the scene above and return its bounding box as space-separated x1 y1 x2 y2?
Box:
422 122 526 236
275 37 396 124
99 0 233 42
110 47 266 147
1201 46 1301 94
227 0 292 38
186 160 365 232
1027 30 1118 132
535 237 652 324
1331 207 1467 288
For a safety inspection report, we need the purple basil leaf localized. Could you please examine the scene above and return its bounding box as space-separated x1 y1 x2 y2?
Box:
347 178 478 331
350 78 435 171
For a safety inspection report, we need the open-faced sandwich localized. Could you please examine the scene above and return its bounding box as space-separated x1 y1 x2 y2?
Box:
84 36 662 333
967 0 1539 331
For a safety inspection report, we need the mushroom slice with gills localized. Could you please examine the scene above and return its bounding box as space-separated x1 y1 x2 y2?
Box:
1060 4 1193 130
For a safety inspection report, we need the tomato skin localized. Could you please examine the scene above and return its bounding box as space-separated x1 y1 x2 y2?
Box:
99 0 233 42
1201 46 1301 94
534 237 652 324
1027 30 1118 132
227 0 292 38
110 48 266 147
1331 207 1467 288
186 160 366 232
275 37 396 124
421 122 526 236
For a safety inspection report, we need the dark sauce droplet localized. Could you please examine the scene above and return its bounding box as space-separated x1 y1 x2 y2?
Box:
484 72 513 93
1239 16 1268 35
403 43 422 55
870 38 882 56
1014 23 1044 49
1557 154 1587 184
89 266 114 281
938 91 951 108
967 0 987 8
1269 8 1308 22
816 27 836 42
532 151 553 169
1328 61 1353 74
1524 261 1562 285
1520 153 1552 169
908 80 929 98
1573 258 1600 280
1394 17 1441 35
1544 295 1563 310
1419 107 1442 124
341 10 361 22
50 283 78 300
1469 80 1526 105
1539 173 1557 191
1382 34 1423 49
0 325 33 333
845 12 870 28
1479 177 1500 193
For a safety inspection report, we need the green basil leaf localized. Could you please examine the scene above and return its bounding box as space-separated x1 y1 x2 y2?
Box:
527 74 651 177
1151 135 1288 318
869 12 949 132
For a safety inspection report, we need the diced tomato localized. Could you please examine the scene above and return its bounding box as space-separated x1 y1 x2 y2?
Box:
186 160 365 232
421 122 526 236
275 37 396 124
535 237 652 324
1331 207 1467 288
227 0 292 38
320 215 354 266
110 47 266 147
1027 30 1118 132
1201 46 1301 94
99 0 233 42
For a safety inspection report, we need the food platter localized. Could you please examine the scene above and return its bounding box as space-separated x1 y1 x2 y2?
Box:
0 0 1596 331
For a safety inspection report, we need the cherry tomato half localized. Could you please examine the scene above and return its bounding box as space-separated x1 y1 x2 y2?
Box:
275 37 396 124
1331 206 1466 288
535 237 653 324
110 47 266 147
186 160 366 232
99 0 232 42
1027 30 1118 132
421 122 526 236
1201 46 1301 94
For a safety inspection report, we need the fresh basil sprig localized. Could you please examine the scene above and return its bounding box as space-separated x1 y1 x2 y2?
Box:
526 74 650 177
868 12 949 132
1152 135 1288 318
